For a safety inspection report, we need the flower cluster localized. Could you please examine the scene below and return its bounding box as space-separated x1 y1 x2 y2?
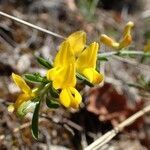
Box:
100 21 134 50
8 21 150 139
8 31 104 116
8 22 136 117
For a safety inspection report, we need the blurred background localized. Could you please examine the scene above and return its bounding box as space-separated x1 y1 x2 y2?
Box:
0 0 150 149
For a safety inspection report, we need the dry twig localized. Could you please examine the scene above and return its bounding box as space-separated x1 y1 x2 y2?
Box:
0 11 65 39
85 104 150 150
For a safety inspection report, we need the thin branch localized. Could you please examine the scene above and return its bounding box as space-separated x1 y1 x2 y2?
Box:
1 11 150 60
84 104 150 150
98 51 150 58
0 11 65 39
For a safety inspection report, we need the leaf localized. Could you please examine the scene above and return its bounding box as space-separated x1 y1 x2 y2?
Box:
24 73 49 83
49 84 59 98
24 73 49 84
97 56 108 61
37 57 53 69
24 74 42 83
46 98 60 109
31 100 41 140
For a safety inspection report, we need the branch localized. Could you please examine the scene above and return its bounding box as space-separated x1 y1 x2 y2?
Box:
0 11 65 39
98 50 150 58
85 104 150 150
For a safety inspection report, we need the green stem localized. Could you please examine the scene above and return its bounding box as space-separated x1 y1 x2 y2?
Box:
31 83 51 139
97 51 150 59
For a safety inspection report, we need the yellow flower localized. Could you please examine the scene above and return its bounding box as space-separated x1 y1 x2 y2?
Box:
66 31 86 56
47 41 82 109
100 34 119 49
119 21 134 49
100 21 134 50
76 42 103 84
8 73 35 114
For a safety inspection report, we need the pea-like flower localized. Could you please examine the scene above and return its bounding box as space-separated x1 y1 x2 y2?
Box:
8 73 36 116
76 42 103 84
47 41 82 109
67 31 86 56
66 31 103 85
100 21 134 50
119 21 134 49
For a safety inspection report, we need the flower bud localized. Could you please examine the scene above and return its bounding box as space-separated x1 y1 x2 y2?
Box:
100 34 119 49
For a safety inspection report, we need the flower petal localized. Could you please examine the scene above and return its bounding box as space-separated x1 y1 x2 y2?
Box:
47 67 57 81
8 104 15 113
69 87 82 109
119 35 132 49
60 88 71 107
67 31 86 56
12 73 31 94
54 41 74 67
52 62 76 89
82 68 103 84
122 21 134 37
100 34 119 49
76 42 99 71
59 88 82 109
119 21 134 49
14 93 30 110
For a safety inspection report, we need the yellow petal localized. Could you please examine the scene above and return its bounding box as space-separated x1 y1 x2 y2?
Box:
54 41 74 67
76 42 99 72
82 68 103 84
14 93 30 110
12 73 31 94
119 21 134 49
8 104 15 113
119 35 132 49
122 21 134 37
52 62 76 89
100 34 119 49
67 31 86 56
69 87 82 109
60 88 82 109
47 67 58 81
60 88 71 107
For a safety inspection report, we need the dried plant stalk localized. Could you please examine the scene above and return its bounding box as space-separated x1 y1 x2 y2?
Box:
0 11 65 39
85 104 150 150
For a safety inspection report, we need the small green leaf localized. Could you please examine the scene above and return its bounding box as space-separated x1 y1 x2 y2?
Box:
98 56 108 61
24 73 49 84
24 74 42 83
46 98 60 109
37 57 53 69
49 84 59 98
31 100 41 140
76 73 94 87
